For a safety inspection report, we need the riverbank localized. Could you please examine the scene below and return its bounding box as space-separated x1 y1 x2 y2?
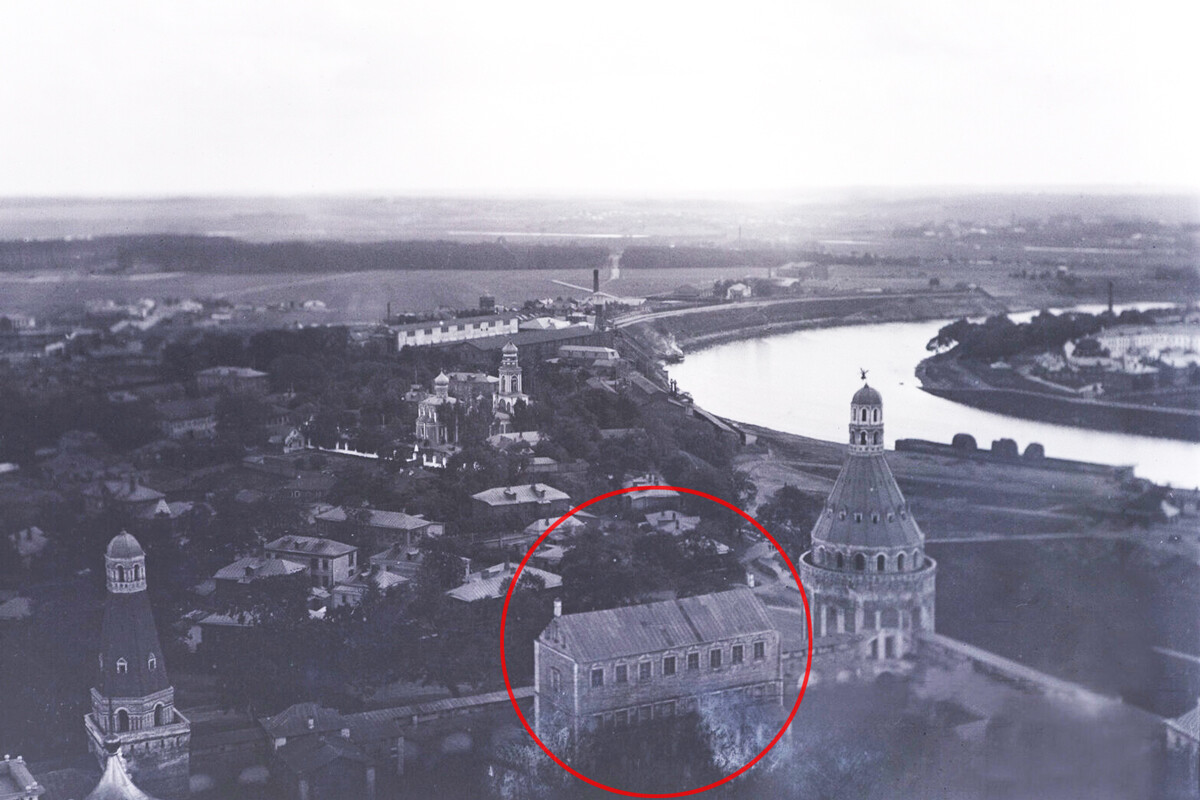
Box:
918 351 1200 442
619 288 1009 357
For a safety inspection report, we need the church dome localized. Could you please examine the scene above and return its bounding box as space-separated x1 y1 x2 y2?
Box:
501 340 518 355
106 532 145 560
434 371 450 385
852 384 882 406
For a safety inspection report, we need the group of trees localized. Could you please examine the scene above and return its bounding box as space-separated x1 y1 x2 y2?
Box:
928 308 1160 361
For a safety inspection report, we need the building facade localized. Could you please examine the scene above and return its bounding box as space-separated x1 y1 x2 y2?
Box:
393 313 519 349
84 532 191 800
471 483 571 526
797 383 937 680
534 588 783 741
264 535 358 589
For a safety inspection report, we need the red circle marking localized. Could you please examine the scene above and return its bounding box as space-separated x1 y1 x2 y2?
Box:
500 485 813 797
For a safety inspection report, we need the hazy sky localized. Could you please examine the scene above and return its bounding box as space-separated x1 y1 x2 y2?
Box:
1 1 1196 196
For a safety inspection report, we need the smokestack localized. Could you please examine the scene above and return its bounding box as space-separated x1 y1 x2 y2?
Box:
386 301 391 322
553 598 562 617
593 269 600 293
1108 281 1114 315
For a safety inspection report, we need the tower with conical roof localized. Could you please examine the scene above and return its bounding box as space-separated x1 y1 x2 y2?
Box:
798 382 937 675
85 533 190 800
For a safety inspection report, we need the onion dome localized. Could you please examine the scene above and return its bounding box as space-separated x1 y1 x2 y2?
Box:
434 371 450 385
501 340 519 355
852 384 882 406
106 532 145 560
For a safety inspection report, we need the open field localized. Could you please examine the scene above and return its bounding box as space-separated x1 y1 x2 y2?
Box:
0 266 771 322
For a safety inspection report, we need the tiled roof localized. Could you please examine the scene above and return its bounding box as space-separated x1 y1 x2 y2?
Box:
275 735 371 774
541 587 774 663
265 535 356 557
472 483 570 507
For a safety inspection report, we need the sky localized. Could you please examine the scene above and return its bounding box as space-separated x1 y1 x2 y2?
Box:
0 1 1197 197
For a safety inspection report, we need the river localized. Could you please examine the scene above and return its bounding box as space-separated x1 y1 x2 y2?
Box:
668 314 1200 488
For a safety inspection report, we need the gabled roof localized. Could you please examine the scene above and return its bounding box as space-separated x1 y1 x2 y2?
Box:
265 535 357 557
1169 701 1200 742
472 483 570 507
275 735 372 775
197 366 268 379
260 701 347 739
447 563 561 603
314 506 436 531
540 587 774 663
214 556 306 582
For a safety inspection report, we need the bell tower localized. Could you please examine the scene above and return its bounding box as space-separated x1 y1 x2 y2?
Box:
85 532 191 799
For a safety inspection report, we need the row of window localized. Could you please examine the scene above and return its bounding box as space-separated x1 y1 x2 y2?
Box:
852 431 883 445
816 547 920 573
104 653 157 674
585 641 768 689
853 408 881 423
586 685 773 729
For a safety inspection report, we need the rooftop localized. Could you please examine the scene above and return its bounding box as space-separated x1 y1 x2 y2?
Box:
447 563 562 602
214 555 306 582
265 535 357 557
540 587 774 663
314 506 437 531
472 483 570 507
197 366 268 378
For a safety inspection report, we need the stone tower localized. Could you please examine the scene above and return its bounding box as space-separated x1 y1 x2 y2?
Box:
495 340 525 412
798 383 937 678
85 532 190 800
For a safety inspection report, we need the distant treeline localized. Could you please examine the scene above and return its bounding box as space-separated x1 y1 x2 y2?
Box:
0 236 917 273
928 308 1159 360
620 245 916 269
0 235 611 274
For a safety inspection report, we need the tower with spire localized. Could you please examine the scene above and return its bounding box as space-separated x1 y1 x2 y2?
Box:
798 380 937 676
84 533 190 799
492 340 530 433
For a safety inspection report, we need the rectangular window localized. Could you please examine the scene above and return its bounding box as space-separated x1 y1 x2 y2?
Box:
656 702 674 718
687 652 700 671
710 649 722 669
550 668 561 693
754 641 766 660
591 668 604 688
639 706 652 723
663 656 676 676
615 710 628 726
732 645 744 664
639 661 651 681
615 665 627 684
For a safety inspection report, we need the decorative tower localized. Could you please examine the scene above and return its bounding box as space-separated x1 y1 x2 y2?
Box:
493 341 530 434
798 382 937 678
85 533 190 800
415 372 457 445
496 341 525 410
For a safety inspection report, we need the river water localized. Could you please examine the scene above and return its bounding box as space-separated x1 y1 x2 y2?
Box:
668 315 1200 488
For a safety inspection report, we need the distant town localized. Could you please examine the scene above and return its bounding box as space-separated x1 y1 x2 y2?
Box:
0 196 1198 800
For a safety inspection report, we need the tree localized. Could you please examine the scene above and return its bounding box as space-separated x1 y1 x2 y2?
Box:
756 485 824 557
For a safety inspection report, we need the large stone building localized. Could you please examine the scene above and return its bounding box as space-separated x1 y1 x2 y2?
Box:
797 383 937 677
534 588 783 741
264 535 358 590
84 533 191 800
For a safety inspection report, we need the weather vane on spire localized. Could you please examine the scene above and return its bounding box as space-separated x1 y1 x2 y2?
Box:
860 368 869 382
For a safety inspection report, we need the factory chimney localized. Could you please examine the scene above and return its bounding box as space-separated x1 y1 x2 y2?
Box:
593 268 600 293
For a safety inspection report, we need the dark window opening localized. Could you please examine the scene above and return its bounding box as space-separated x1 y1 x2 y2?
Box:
591 668 604 688
710 649 722 669
732 645 744 664
663 656 676 676
754 641 765 660
615 665 627 684
687 652 700 671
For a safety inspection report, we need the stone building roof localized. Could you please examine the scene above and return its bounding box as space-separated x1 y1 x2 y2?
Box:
214 556 305 582
106 532 144 560
811 453 924 550
540 587 774 663
97 591 171 698
0 755 42 799
264 535 356 557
